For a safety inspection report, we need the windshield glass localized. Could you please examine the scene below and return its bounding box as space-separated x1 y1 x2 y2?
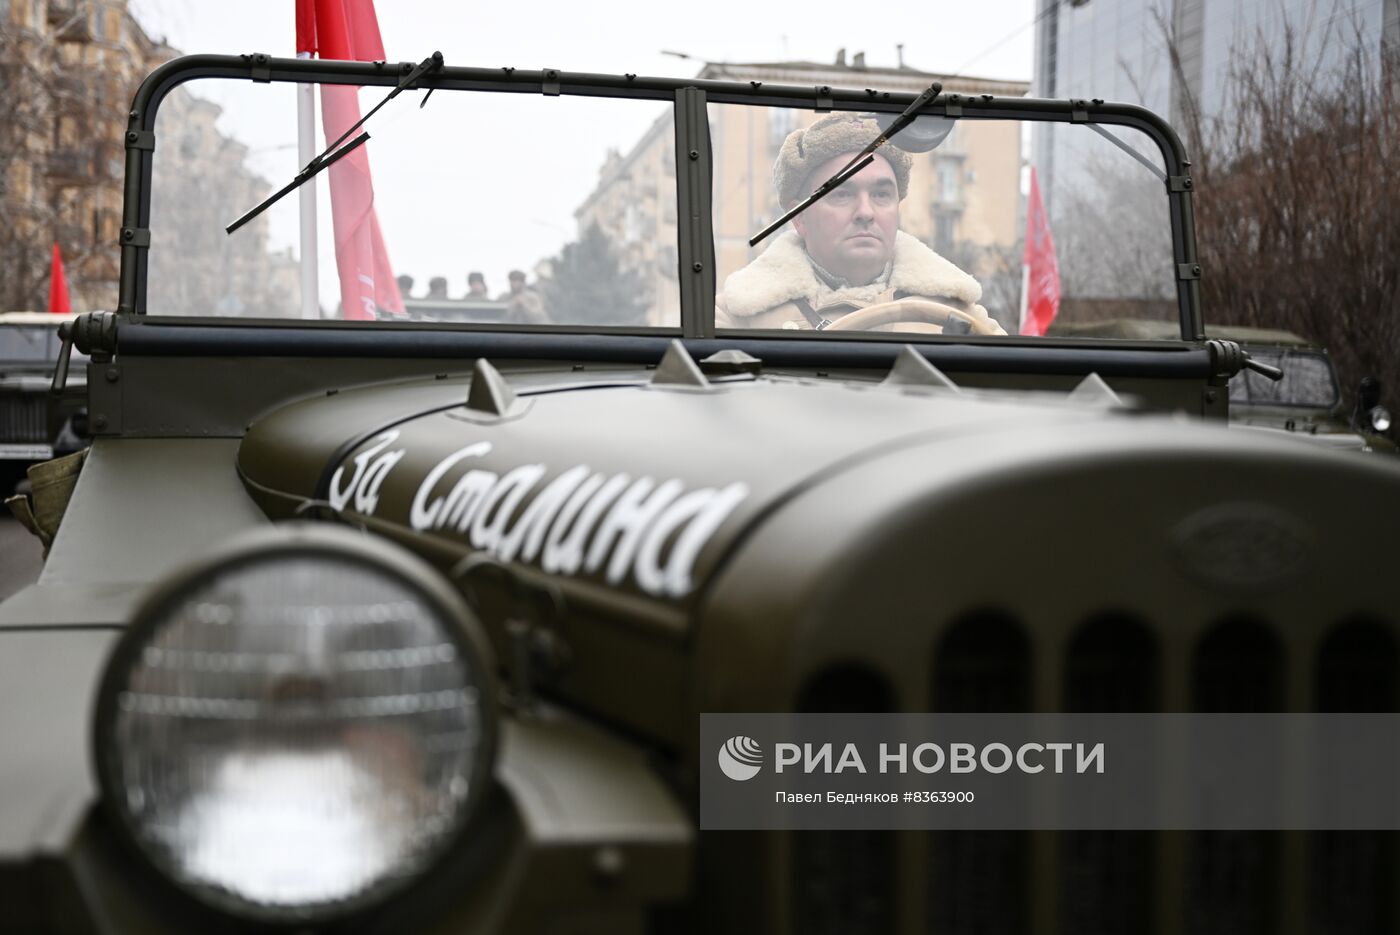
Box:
0 315 87 374
140 71 1183 339
149 77 679 327
715 106 1174 336
0 322 63 365
1227 348 1340 409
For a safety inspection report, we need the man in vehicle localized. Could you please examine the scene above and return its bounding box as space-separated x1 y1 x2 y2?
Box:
716 113 1005 334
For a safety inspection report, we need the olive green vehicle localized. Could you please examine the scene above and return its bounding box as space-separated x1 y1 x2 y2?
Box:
1051 319 1398 453
3 54 1400 935
0 311 89 495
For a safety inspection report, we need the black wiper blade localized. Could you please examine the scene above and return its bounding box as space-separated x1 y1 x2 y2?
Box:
748 155 875 248
749 81 942 248
227 51 444 235
226 132 369 235
318 51 444 162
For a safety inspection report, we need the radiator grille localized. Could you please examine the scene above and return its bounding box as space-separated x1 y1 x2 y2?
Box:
1061 615 1160 935
784 614 1398 934
1187 620 1284 935
0 394 48 443
929 613 1029 935
1309 619 1397 935
791 666 896 935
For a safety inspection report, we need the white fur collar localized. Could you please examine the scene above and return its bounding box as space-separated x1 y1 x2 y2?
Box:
719 230 982 317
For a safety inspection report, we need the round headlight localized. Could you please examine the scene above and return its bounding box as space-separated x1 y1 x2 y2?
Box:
1369 405 1391 433
92 523 498 924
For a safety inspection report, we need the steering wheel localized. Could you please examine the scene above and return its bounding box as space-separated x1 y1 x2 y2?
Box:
822 298 1003 335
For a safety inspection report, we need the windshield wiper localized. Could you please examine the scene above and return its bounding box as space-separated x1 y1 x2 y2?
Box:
749 81 942 247
227 51 444 235
226 132 370 235
1085 124 1167 183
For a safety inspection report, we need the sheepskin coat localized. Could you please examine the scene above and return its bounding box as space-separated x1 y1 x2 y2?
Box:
715 230 1005 334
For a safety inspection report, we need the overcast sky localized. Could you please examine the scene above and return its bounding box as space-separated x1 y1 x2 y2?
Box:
128 0 1036 83
126 0 1039 310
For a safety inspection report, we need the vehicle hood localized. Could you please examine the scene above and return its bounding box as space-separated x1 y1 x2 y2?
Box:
237 368 1106 607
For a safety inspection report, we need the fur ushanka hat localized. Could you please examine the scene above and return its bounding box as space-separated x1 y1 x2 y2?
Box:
772 113 913 207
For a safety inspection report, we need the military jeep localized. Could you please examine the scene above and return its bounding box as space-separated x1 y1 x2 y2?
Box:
2 54 1399 935
0 311 88 495
1050 318 1398 454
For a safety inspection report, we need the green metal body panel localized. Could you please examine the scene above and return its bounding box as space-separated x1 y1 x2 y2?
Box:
0 437 269 628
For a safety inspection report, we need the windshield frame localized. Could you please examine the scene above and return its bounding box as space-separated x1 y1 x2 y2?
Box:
119 55 1203 342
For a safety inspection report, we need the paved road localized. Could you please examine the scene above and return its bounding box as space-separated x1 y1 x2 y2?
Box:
0 513 45 601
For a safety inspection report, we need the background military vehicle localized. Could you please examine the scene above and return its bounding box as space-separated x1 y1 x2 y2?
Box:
2 53 1399 934
0 311 88 495
1051 318 1397 453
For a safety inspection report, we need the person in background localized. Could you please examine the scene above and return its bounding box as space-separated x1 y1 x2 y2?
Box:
395 275 415 299
498 269 549 326
426 277 449 300
467 272 489 299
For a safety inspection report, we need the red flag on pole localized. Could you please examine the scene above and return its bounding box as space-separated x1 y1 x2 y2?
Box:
1018 168 1060 337
305 0 404 319
48 242 71 314
295 0 316 55
295 0 322 319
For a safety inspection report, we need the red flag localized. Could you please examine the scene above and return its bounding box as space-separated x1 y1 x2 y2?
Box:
48 242 71 314
1018 168 1060 337
295 0 316 55
307 0 404 319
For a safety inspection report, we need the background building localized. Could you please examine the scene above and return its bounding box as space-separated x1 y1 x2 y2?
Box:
0 0 171 312
143 90 300 317
1033 0 1399 208
0 0 295 314
572 110 681 326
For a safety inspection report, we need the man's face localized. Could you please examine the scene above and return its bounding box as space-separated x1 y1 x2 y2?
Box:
508 276 525 294
791 152 899 285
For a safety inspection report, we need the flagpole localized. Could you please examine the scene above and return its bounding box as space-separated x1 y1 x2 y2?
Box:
1018 264 1030 335
1019 169 1032 335
296 51 320 320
